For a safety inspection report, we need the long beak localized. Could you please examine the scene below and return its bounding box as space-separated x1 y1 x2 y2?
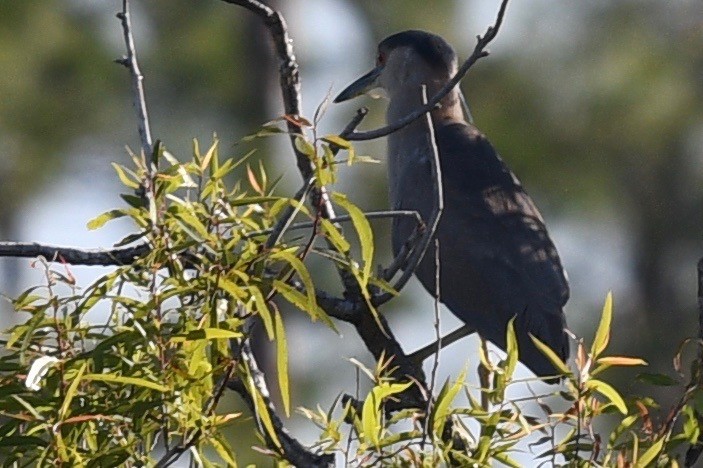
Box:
333 66 383 103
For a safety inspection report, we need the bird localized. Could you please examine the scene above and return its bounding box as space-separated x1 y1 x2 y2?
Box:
333 30 570 380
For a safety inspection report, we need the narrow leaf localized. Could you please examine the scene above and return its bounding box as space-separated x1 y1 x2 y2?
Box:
87 210 126 230
505 316 518 379
270 250 317 315
332 192 374 284
112 163 140 189
586 379 627 414
169 328 242 343
59 363 87 421
433 369 466 436
274 311 290 417
248 376 281 449
597 356 648 367
530 334 570 375
82 374 167 392
591 292 613 358
635 437 664 468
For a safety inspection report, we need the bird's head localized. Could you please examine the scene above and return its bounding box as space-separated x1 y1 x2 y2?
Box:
334 30 458 104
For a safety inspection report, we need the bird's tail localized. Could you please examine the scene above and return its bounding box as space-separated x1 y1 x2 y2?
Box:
515 310 569 383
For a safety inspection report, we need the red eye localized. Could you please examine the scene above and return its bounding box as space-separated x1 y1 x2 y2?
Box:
377 52 385 66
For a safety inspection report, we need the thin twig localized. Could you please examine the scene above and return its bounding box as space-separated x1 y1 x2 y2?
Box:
116 0 153 159
263 178 315 250
409 324 475 364
423 238 442 448
344 0 510 142
249 209 421 240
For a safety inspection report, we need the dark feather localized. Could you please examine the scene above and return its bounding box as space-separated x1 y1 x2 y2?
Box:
392 122 570 379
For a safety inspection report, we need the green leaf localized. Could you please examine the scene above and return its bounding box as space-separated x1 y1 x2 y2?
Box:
219 277 246 301
504 316 518 380
272 281 336 332
112 163 140 189
493 452 522 468
319 219 350 254
274 311 290 417
294 135 316 159
591 291 613 358
433 368 466 437
586 379 627 414
332 193 374 285
270 250 317 316
635 437 664 468
247 375 281 449
82 373 168 392
59 362 87 421
250 286 274 340
361 382 412 447
200 139 218 172
529 334 570 376
321 134 350 149
169 328 242 343
87 210 127 230
210 435 238 467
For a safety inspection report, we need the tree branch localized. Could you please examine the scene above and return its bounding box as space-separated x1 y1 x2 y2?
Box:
228 339 334 467
0 242 149 266
344 0 510 142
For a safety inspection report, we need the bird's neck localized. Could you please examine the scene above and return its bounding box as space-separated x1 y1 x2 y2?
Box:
386 86 464 128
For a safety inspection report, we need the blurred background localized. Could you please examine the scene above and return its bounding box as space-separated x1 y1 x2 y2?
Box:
1 0 702 464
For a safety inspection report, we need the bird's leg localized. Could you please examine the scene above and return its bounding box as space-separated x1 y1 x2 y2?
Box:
409 324 476 364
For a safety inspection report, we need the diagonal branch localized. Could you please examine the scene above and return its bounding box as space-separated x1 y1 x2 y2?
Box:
228 338 334 467
344 0 510 142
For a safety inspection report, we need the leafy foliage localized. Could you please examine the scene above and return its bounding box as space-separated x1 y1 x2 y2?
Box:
0 130 370 466
1 129 702 467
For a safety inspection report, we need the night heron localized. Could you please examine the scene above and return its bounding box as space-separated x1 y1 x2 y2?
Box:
334 30 570 379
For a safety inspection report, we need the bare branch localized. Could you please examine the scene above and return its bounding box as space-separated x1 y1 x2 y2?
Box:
0 241 149 266
219 0 313 185
344 0 510 141
409 324 475 364
116 0 153 158
263 178 316 250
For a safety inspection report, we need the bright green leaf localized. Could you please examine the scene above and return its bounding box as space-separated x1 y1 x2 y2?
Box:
433 368 466 437
274 311 290 417
332 192 374 285
586 379 627 414
59 362 87 421
529 334 570 376
82 373 168 392
112 163 140 189
169 328 242 343
591 292 613 358
87 210 127 230
635 437 664 468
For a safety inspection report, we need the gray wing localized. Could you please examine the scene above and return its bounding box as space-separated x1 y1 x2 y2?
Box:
392 122 569 378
